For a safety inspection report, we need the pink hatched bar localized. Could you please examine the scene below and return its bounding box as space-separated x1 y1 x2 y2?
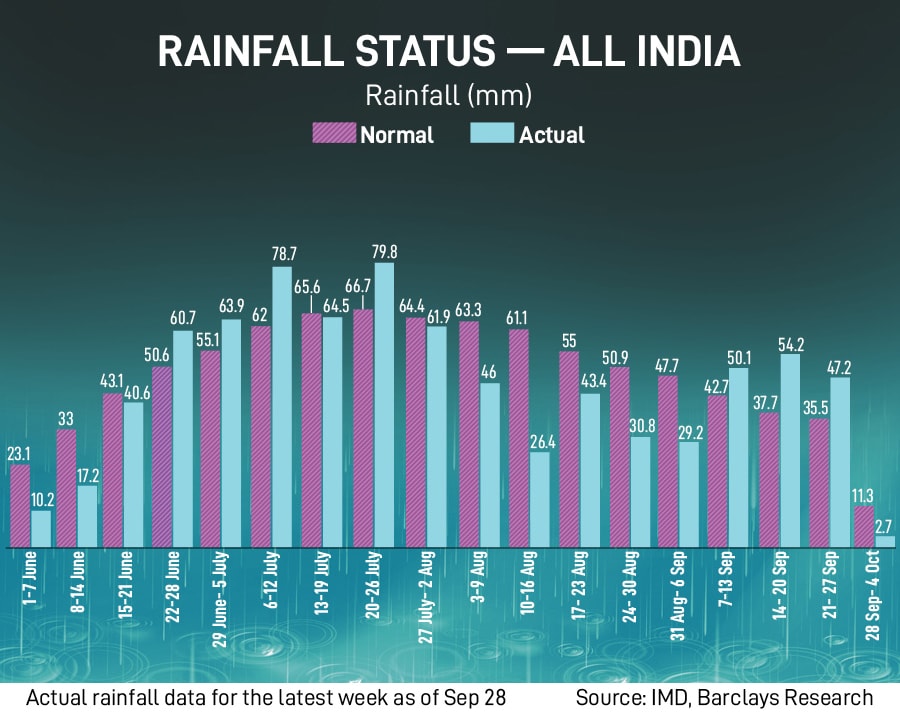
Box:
250 325 272 548
405 318 427 547
558 351 580 547
854 505 874 548
809 418 830 548
609 366 631 547
9 464 30 547
353 309 375 547
151 366 173 547
758 412 780 548
56 429 77 547
301 314 324 548
706 395 728 547
657 375 679 547
311 122 357 144
102 393 124 547
458 321 480 548
199 350 221 548
508 329 530 547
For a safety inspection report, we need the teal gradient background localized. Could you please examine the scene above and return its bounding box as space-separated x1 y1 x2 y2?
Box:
0 1 898 682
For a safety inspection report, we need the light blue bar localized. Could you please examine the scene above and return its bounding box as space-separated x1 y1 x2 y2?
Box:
31 511 51 548
830 377 851 547
272 266 293 547
426 326 448 547
322 317 343 547
630 437 651 547
470 122 516 144
172 330 194 547
679 441 700 548
123 402 144 547
221 319 242 547
530 452 550 547
876 536 895 548
374 262 395 546
780 354 801 546
580 394 602 547
728 367 749 547
479 383 501 547
77 485 98 547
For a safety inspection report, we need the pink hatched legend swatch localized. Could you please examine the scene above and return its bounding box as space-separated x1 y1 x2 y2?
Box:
312 122 357 143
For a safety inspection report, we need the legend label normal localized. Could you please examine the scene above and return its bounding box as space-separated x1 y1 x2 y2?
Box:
312 122 434 144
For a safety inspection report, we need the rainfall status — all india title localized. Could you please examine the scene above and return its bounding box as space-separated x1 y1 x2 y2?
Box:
159 34 740 68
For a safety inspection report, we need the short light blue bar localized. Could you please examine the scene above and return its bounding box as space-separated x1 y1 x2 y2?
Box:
123 402 144 547
479 383 501 547
374 262 395 546
530 452 550 547
830 377 851 547
322 317 343 547
678 441 700 548
221 319 242 547
580 393 602 547
470 122 516 144
780 354 801 546
728 367 749 547
272 266 293 547
77 485 98 547
172 330 194 547
630 437 651 547
31 511 51 548
426 326 448 547
875 536 895 548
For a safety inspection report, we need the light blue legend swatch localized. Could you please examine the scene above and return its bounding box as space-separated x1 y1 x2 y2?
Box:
470 122 516 143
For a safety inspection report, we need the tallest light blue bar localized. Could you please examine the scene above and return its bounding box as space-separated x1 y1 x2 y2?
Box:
172 330 194 546
221 319 242 547
728 367 749 547
374 262 395 546
470 122 516 144
272 267 293 547
780 354 801 546
830 377 851 546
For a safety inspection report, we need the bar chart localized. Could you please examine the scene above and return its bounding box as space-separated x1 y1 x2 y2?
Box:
1 1 898 687
6 249 893 553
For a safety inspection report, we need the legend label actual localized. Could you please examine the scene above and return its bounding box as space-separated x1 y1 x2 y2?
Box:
312 122 357 144
469 122 515 144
